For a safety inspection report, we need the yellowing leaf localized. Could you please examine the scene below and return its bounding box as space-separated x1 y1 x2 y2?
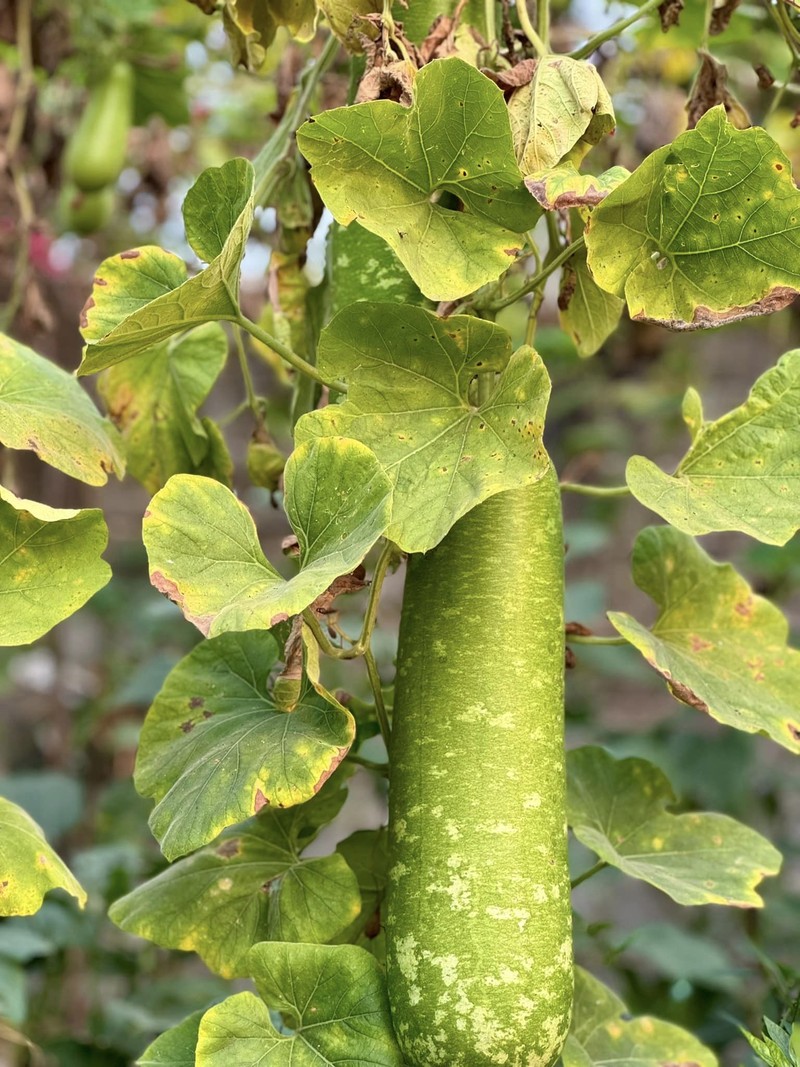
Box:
609 526 800 754
526 163 629 212
627 349 800 544
297 57 538 301
559 247 624 357
0 797 86 916
568 746 781 906
586 107 800 328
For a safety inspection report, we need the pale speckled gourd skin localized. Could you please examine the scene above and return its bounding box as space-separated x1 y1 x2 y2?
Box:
386 469 573 1067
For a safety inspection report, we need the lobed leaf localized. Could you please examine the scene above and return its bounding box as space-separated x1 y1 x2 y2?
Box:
0 487 111 646
98 323 229 494
564 967 717 1067
586 107 800 328
0 333 124 485
194 942 404 1066
609 526 800 754
295 303 551 552
567 746 781 906
79 159 254 373
0 797 86 916
134 631 355 859
627 349 800 544
143 438 391 635
111 777 360 977
137 1010 203 1065
297 57 538 301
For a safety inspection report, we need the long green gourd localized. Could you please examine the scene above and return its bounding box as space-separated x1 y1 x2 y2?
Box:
386 467 573 1067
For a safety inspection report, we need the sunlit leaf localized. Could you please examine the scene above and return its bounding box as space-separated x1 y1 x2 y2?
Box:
0 487 110 647
526 163 629 211
627 349 800 544
508 57 615 175
586 107 800 328
0 797 86 916
297 57 538 301
222 0 317 70
111 777 361 977
567 746 781 905
143 438 391 635
0 333 124 485
328 221 424 317
609 526 800 754
195 942 403 1066
295 303 551 552
134 631 355 859
79 159 254 372
98 323 228 494
559 247 624 357
564 967 718 1067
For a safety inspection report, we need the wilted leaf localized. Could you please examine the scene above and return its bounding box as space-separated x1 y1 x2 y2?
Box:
297 57 538 301
318 0 379 47
686 51 750 129
143 438 391 635
609 526 800 754
586 107 800 328
0 797 86 916
559 247 624 357
222 0 317 70
295 303 551 552
564 967 717 1067
0 487 110 646
567 746 781 905
526 163 629 211
626 349 800 544
328 221 424 316
508 57 615 175
0 333 124 485
111 778 360 976
138 1011 203 1066
98 323 228 494
79 159 254 372
195 942 403 1065
134 631 355 859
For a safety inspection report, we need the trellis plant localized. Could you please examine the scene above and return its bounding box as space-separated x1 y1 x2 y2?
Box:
2 1 800 1065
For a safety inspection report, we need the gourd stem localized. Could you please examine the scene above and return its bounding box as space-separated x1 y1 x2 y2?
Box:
233 327 262 424
567 634 626 646
488 236 584 312
570 860 609 889
516 0 548 56
560 481 630 498
569 0 662 61
236 313 348 393
365 649 391 746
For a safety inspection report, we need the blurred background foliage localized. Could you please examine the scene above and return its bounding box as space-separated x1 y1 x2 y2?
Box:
0 0 799 1062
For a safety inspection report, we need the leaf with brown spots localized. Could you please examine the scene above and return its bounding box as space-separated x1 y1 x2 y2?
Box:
133 631 355 859
565 967 717 1067
0 797 86 916
609 526 800 754
686 52 749 130
568 746 781 906
110 775 360 977
295 303 551 552
586 107 800 328
626 350 800 545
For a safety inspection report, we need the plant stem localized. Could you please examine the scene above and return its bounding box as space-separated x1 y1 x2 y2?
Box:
355 541 396 655
516 0 548 55
570 860 609 889
237 313 347 393
702 0 714 49
560 481 630 498
570 0 662 60
567 634 627 646
485 0 497 48
346 753 390 776
488 236 584 312
252 33 340 206
365 649 391 746
536 0 550 49
233 326 262 423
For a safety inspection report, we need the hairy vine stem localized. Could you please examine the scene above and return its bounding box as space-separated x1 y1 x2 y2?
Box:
569 0 662 60
570 860 609 889
560 481 631 498
487 235 585 312
516 0 548 56
236 313 348 393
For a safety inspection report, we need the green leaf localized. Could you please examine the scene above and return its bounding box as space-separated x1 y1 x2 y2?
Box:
328 221 424 317
567 746 781 906
222 0 318 70
0 333 124 485
134 631 355 859
508 58 615 175
627 349 800 544
143 438 391 635
0 487 110 647
297 57 538 301
586 106 800 328
0 797 86 916
564 967 717 1067
333 827 389 951
78 159 254 373
295 303 551 552
195 942 403 1066
195 417 234 487
559 247 624 357
110 778 361 977
98 323 228 494
137 1010 203 1066
526 163 629 212
609 526 800 754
